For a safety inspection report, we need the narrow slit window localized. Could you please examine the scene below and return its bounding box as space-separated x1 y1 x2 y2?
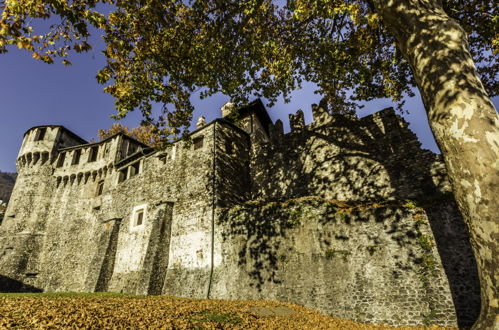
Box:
96 181 104 196
158 154 167 164
41 153 49 164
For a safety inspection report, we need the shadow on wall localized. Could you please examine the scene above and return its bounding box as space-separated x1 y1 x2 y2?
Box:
308 115 480 327
254 110 442 202
0 274 42 293
220 199 480 327
246 107 481 327
422 200 481 328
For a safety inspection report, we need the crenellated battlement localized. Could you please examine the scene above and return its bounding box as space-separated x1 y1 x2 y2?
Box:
267 102 410 146
251 103 449 202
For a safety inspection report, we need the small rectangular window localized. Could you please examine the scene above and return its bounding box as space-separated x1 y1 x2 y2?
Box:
130 205 147 230
118 168 127 183
88 146 99 162
193 137 204 150
35 128 46 141
158 154 167 164
56 153 66 168
129 162 141 178
72 149 81 165
136 210 144 226
96 181 104 196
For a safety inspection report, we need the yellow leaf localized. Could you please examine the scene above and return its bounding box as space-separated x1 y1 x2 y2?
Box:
32 52 41 60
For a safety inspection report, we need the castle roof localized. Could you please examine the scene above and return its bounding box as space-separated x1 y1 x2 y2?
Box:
237 99 273 134
58 132 150 152
115 147 155 168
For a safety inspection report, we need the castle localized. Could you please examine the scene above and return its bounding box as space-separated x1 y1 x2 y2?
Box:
0 100 480 327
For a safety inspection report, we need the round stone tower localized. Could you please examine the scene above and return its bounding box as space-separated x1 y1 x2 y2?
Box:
17 126 58 171
5 125 87 231
0 125 88 290
16 125 87 171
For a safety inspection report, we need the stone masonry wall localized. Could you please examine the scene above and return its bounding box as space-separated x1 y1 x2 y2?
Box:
0 121 253 298
251 106 451 202
211 197 478 328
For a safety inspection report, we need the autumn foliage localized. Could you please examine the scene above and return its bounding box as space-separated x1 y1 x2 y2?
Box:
0 293 455 329
98 123 163 148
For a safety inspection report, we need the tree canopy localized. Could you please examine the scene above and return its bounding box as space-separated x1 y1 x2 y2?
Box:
98 122 163 147
1 0 497 139
1 1 498 328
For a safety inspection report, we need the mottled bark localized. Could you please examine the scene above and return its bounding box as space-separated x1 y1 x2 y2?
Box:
371 0 499 328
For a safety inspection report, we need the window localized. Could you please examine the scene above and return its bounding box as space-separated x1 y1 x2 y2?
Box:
193 137 204 150
56 153 66 168
72 149 81 165
129 162 141 177
255 128 268 143
88 146 99 162
136 209 144 226
118 168 127 183
158 154 167 164
41 152 49 164
96 181 104 196
32 153 40 165
35 128 46 141
131 205 147 229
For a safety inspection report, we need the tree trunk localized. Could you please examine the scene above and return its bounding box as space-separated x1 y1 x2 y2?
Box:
371 0 499 328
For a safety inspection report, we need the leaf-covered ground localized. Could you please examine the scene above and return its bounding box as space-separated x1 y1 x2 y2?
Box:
0 293 454 329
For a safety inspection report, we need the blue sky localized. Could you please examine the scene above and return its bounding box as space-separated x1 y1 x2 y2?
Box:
0 39 497 172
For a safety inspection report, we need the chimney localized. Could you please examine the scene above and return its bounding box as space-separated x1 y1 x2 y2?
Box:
196 116 206 128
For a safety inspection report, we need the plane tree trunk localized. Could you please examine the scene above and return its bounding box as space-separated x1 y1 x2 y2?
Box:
371 0 499 328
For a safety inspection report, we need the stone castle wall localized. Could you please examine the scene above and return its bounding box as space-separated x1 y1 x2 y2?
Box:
211 199 460 327
251 107 451 202
1 122 233 296
0 106 480 328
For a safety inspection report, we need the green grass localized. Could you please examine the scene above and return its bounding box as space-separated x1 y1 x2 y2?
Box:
189 310 242 325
